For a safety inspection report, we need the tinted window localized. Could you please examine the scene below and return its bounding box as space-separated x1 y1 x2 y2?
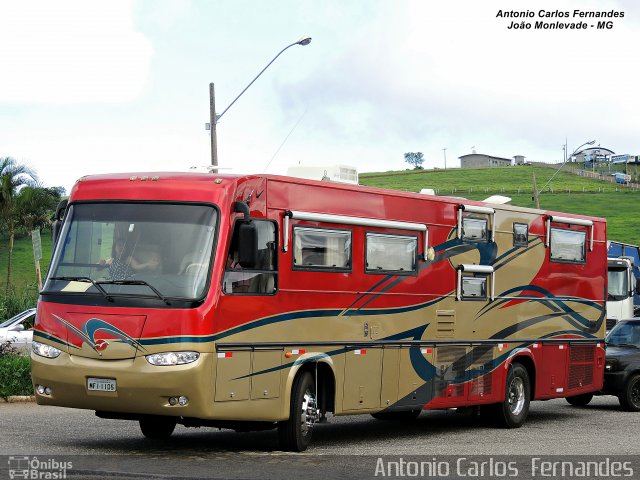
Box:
607 322 640 347
293 227 351 271
462 217 488 242
550 228 586 263
366 233 417 274
223 220 277 295
513 223 528 247
462 276 487 299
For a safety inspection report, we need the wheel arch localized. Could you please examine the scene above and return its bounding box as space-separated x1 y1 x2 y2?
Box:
280 352 336 420
505 351 537 400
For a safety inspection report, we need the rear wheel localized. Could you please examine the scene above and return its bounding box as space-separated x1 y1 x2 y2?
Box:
566 393 594 407
371 409 421 421
491 363 530 428
139 416 177 439
619 374 640 412
278 372 319 452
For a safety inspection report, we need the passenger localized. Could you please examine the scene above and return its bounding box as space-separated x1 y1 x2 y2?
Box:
100 241 162 279
100 238 132 280
135 245 163 275
226 251 241 270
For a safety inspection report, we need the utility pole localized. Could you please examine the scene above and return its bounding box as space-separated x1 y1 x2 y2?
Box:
206 36 311 168
442 148 447 170
209 83 218 168
532 172 540 209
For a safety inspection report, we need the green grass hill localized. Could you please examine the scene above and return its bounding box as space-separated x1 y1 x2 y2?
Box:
359 164 640 245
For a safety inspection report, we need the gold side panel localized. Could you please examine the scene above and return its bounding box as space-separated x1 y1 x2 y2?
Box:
251 350 282 400
397 346 434 407
379 347 400 407
215 351 251 401
342 348 382 410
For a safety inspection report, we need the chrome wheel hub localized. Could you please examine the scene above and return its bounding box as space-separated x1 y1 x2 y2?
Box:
508 377 525 415
301 389 319 435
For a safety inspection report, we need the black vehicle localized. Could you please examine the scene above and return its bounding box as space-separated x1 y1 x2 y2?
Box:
566 319 640 410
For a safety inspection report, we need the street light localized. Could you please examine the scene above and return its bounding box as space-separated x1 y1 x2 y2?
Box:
533 139 595 208
208 36 312 168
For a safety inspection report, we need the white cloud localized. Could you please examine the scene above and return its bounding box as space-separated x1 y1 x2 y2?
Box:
0 0 152 104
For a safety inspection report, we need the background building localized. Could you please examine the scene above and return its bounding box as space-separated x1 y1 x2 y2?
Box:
572 147 615 163
459 153 512 168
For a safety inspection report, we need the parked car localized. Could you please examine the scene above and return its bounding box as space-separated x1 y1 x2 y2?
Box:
0 308 36 352
603 319 640 410
566 319 640 411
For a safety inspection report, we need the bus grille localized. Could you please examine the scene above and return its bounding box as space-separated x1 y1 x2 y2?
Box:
568 345 595 390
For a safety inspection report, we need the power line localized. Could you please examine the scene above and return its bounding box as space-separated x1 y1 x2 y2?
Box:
262 107 308 173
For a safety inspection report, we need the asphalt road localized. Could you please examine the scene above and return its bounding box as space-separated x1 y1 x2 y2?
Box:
1 396 639 479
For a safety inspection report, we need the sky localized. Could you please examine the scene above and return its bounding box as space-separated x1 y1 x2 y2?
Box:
1 0 639 194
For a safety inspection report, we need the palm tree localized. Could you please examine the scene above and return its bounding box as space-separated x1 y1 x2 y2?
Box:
0 157 37 292
15 185 63 233
13 185 63 290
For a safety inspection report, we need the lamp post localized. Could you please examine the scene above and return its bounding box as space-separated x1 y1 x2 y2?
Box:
208 36 312 168
534 139 595 208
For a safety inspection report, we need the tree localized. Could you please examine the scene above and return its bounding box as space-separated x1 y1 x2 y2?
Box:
0 157 37 292
15 185 63 233
404 152 424 170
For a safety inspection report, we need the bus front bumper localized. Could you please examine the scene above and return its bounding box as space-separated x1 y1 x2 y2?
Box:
31 352 215 418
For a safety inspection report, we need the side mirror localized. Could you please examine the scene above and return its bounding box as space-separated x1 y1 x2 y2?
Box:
237 222 258 269
9 324 25 332
52 199 68 246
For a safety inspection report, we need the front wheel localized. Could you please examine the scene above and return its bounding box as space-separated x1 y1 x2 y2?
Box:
139 416 177 439
278 372 319 452
490 363 530 428
566 393 594 407
619 374 640 412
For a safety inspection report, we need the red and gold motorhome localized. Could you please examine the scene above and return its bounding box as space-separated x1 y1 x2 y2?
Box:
32 172 606 451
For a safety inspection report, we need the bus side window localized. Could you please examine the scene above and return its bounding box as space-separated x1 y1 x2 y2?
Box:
223 220 278 295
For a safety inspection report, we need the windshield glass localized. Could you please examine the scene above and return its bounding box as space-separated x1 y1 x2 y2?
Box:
45 203 217 301
606 322 640 347
608 268 628 300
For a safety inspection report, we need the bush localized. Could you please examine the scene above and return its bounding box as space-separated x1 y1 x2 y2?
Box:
0 342 33 398
0 286 37 320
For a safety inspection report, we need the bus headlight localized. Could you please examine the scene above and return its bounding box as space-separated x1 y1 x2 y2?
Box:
146 351 200 366
32 341 62 359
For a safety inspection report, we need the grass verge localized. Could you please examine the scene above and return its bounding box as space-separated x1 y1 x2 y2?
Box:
0 350 32 398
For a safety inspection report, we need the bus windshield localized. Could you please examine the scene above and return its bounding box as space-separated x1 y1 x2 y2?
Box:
44 203 217 301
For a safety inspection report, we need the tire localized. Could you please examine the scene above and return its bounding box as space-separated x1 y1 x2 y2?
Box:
619 374 640 412
566 393 594 407
139 416 177 439
371 409 421 421
490 363 530 428
278 372 318 452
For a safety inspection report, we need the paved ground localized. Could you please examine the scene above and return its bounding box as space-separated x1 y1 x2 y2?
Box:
1 396 638 479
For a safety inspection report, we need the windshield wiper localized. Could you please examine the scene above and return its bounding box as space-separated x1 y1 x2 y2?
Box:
49 276 114 302
98 280 171 305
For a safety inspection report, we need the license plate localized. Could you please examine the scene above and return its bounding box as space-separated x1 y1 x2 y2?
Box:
87 378 116 392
